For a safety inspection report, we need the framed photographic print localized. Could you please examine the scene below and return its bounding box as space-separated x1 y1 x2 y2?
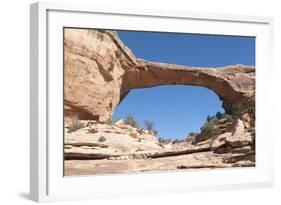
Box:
30 2 274 202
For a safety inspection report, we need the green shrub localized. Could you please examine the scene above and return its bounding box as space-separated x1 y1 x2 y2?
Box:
188 132 199 137
124 115 139 128
158 137 171 144
229 102 244 118
224 114 234 122
247 98 255 119
215 111 223 120
200 120 221 138
144 120 158 136
144 121 154 130
106 118 113 125
172 139 181 144
67 121 85 133
206 115 215 122
188 132 195 136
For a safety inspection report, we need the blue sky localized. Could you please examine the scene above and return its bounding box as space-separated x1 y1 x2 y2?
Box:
112 30 255 140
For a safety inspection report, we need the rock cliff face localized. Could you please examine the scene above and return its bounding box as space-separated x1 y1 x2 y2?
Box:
64 28 255 123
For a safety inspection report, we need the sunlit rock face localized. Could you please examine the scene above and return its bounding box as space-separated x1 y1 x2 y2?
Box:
64 28 255 123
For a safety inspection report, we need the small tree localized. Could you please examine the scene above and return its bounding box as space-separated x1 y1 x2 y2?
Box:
144 120 158 135
144 121 154 131
124 115 139 128
188 132 197 137
67 121 85 133
200 120 221 138
172 139 180 144
158 137 171 144
224 114 234 122
247 98 255 120
106 117 113 125
206 115 212 122
229 102 244 118
215 111 223 120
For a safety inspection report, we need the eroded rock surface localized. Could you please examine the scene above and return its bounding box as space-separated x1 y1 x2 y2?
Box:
64 28 255 123
64 116 255 176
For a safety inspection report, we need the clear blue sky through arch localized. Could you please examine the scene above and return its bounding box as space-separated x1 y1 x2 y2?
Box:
112 30 255 140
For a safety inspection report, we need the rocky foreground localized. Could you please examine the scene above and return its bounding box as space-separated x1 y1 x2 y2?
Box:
64 114 255 176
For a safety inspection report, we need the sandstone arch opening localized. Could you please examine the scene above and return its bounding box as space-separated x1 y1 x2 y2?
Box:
112 85 225 141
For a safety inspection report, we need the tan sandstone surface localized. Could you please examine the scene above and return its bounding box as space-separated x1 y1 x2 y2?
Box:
64 117 255 176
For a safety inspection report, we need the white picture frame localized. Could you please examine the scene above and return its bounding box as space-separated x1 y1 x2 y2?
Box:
30 2 274 202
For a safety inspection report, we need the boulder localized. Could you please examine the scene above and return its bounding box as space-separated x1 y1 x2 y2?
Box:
232 119 245 136
210 132 232 151
225 132 253 147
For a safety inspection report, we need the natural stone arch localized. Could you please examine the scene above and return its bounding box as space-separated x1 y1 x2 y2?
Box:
64 28 255 123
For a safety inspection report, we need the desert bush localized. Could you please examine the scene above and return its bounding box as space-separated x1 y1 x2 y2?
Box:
144 120 158 136
124 115 139 128
229 102 244 118
172 139 180 144
188 132 196 137
215 111 224 120
200 120 221 138
98 135 106 142
247 98 255 119
206 115 215 122
224 114 234 122
106 118 113 125
67 121 85 133
158 137 171 144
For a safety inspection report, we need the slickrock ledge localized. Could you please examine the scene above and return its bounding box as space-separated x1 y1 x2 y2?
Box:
64 118 255 175
64 28 255 123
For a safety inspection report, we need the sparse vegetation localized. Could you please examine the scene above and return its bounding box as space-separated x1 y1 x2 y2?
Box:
215 111 223 120
206 111 227 123
228 98 255 119
67 121 85 133
172 139 181 144
246 98 255 120
158 137 171 144
200 120 221 138
144 120 158 136
224 114 234 122
106 117 113 125
188 132 197 137
124 115 139 128
229 102 244 118
98 135 106 142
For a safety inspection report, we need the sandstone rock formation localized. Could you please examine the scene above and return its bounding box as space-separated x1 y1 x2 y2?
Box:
64 115 255 176
64 28 256 176
64 28 255 123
